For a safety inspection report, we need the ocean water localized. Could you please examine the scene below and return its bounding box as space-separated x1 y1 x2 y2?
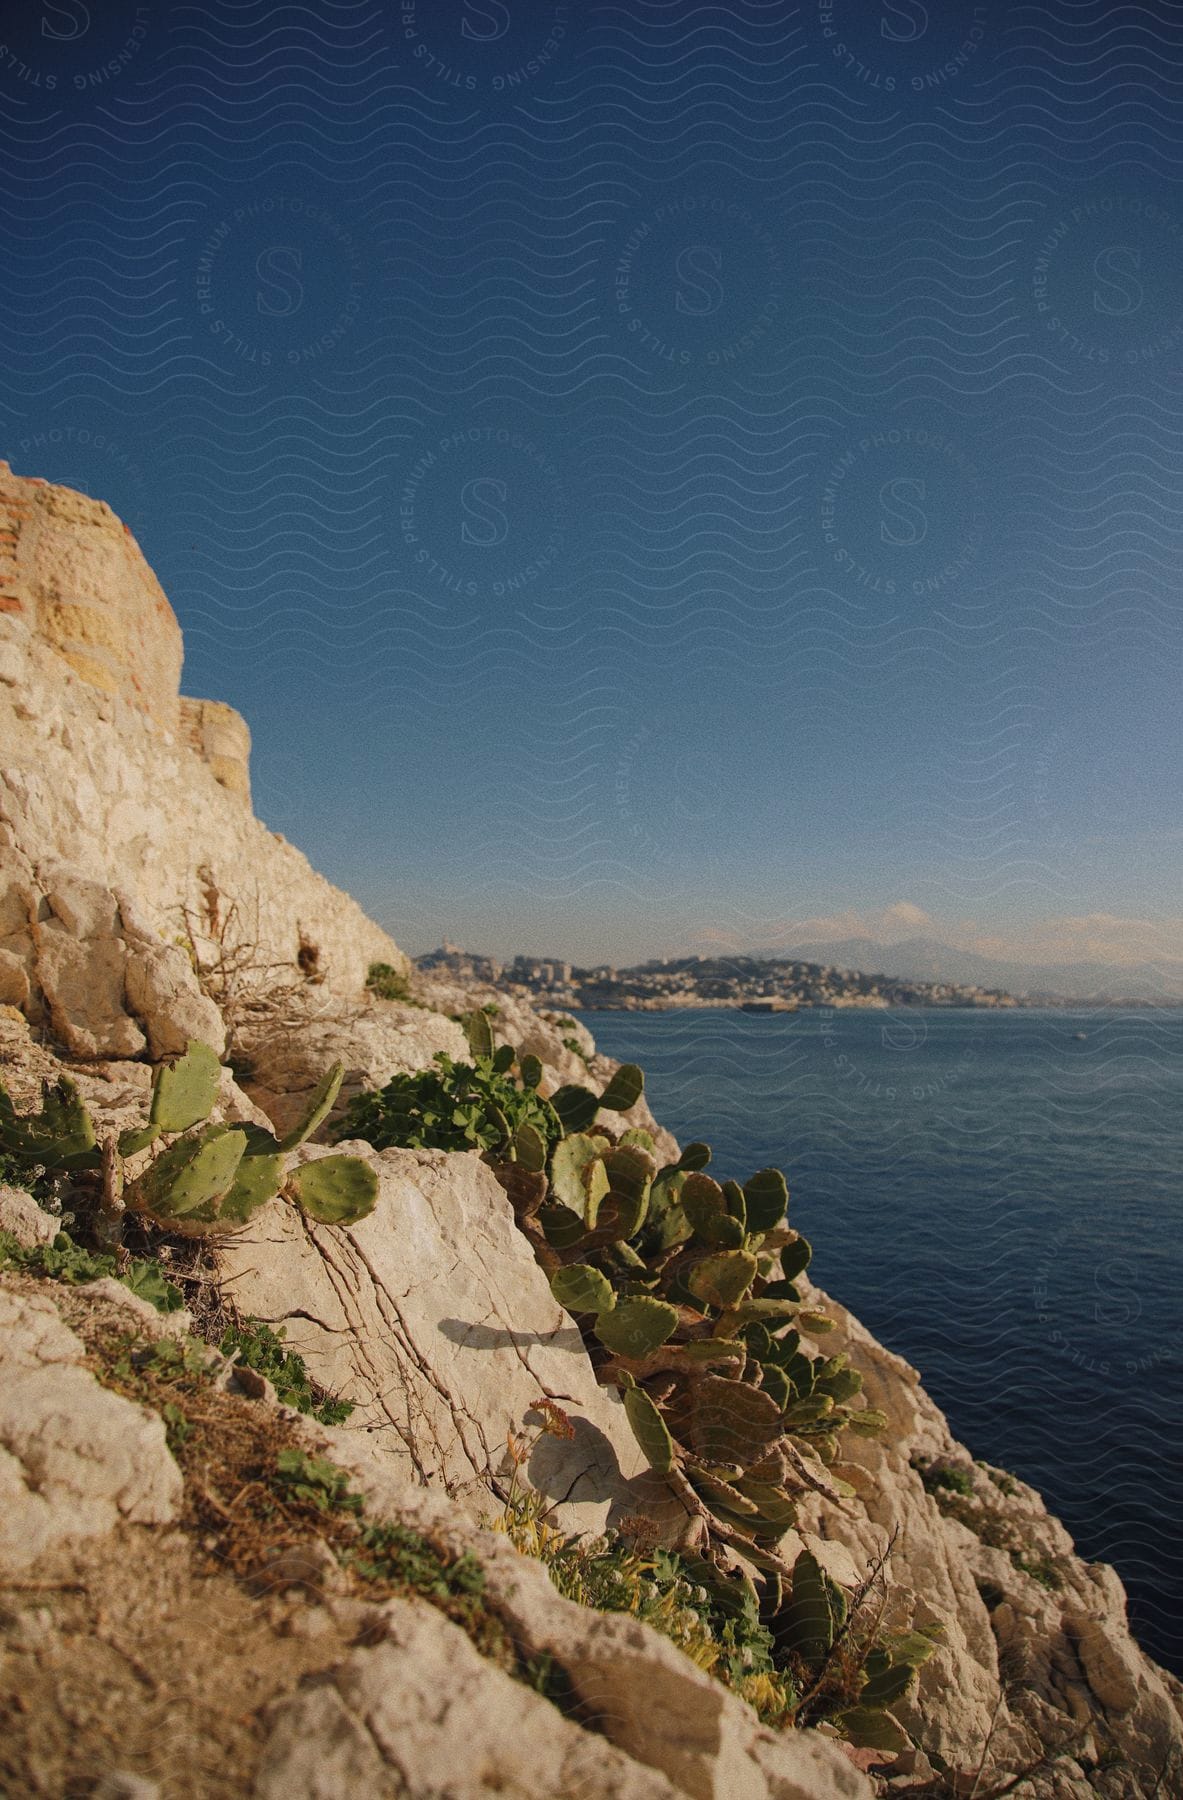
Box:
579 1006 1183 1677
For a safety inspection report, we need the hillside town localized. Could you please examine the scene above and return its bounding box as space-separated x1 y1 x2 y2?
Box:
413 944 1023 1011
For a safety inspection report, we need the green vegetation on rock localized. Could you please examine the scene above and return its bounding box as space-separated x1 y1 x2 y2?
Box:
219 1316 354 1425
0 1227 184 1312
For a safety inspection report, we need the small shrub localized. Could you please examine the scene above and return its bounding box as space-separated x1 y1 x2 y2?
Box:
273 1447 364 1515
492 1468 794 1726
334 1048 558 1160
980 1461 1019 1496
1012 1551 1063 1592
919 1460 975 1498
366 962 413 1003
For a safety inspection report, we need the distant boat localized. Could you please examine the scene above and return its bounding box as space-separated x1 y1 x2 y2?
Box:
1073 1031 1087 1040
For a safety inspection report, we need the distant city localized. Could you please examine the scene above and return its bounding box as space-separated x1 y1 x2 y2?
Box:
415 943 1030 1011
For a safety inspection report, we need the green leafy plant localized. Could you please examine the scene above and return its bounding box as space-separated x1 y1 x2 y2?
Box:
0 1041 378 1244
335 1046 557 1159
918 1460 974 1498
0 1228 184 1312
492 1423 796 1723
273 1447 365 1515
352 1519 487 1604
219 1316 353 1425
1011 1552 1063 1592
333 1011 644 1177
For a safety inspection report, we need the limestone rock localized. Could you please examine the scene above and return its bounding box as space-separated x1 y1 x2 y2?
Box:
0 1182 57 1247
257 1594 685 1800
213 1142 670 1537
0 943 30 1007
13 856 228 1061
33 914 145 1058
790 1281 1183 1793
122 934 227 1060
0 1287 182 1570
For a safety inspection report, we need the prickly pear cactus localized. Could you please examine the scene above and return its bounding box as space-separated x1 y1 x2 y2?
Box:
124 1124 248 1233
0 1074 99 1172
0 1041 378 1244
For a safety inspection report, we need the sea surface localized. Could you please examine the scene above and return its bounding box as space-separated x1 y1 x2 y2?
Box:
578 1006 1183 1677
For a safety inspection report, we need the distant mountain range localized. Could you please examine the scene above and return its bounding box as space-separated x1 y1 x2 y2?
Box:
776 936 1183 1003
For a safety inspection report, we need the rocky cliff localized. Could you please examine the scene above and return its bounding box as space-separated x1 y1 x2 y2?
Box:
0 460 407 1058
0 470 1180 1800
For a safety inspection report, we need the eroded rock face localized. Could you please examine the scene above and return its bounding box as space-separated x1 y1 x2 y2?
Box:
300 1451 872 1800
0 1287 182 1570
213 1142 675 1538
0 464 409 1020
18 859 227 1060
256 1596 687 1800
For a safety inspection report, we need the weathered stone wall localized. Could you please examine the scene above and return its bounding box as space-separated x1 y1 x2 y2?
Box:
0 463 408 1045
178 697 252 805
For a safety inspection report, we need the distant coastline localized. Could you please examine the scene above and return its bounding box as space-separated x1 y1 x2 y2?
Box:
415 943 1178 1011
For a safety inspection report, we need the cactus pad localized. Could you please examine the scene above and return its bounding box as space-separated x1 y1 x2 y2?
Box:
623 1385 675 1473
594 1296 678 1360
288 1154 379 1226
513 1119 548 1172
687 1249 758 1311
551 1263 615 1316
124 1124 247 1223
0 1075 98 1171
218 1149 285 1227
277 1062 346 1152
689 1373 783 1468
550 1133 609 1225
597 1063 644 1113
465 1008 495 1059
548 1082 599 1135
742 1167 789 1234
150 1040 221 1134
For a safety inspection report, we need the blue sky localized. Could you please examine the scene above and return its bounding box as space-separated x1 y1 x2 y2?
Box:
2 0 1181 967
